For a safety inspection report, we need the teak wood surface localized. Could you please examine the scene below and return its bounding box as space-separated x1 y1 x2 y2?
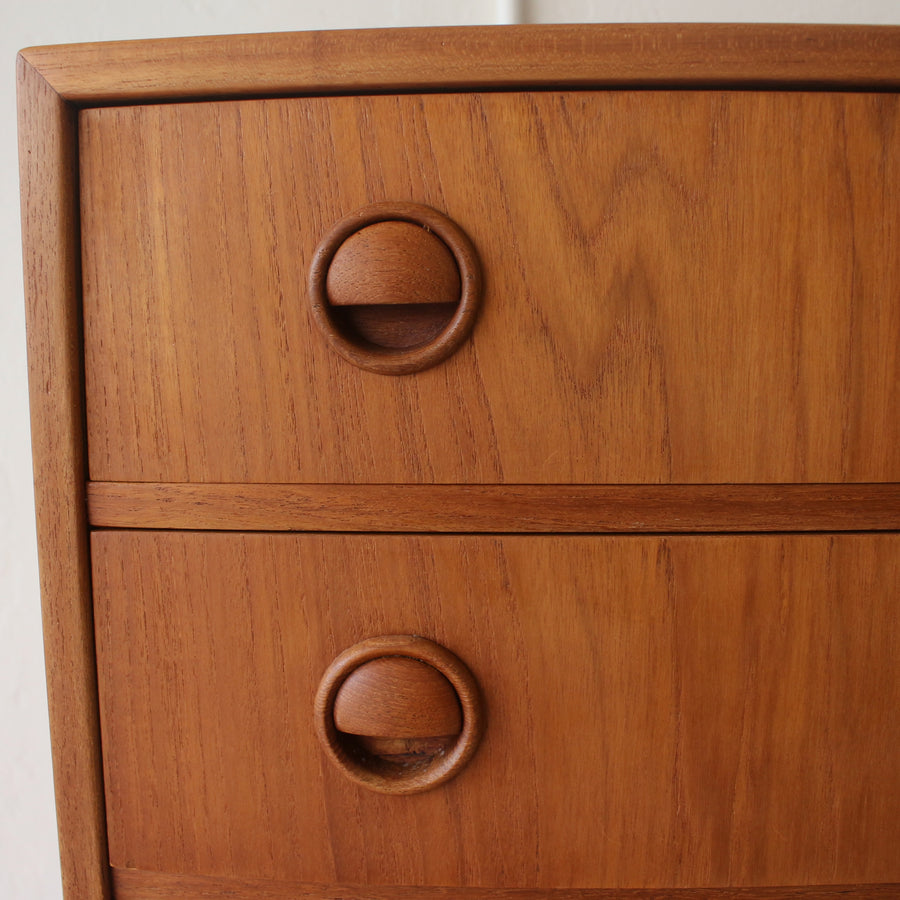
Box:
110 869 900 900
80 90 900 484
18 24 900 900
85 482 900 532
19 24 900 102
92 531 900 890
16 55 112 900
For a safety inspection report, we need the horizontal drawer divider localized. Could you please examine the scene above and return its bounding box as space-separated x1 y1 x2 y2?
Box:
87 482 900 533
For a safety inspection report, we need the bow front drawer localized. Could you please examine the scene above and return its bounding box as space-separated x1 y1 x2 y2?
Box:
79 90 900 485
91 531 900 889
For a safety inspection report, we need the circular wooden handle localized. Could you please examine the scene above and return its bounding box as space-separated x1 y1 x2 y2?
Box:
308 203 482 375
315 635 484 794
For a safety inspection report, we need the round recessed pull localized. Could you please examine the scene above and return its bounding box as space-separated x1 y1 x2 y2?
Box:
314 635 484 794
308 202 482 375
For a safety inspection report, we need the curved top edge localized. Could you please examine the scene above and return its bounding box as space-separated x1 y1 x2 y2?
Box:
18 23 900 104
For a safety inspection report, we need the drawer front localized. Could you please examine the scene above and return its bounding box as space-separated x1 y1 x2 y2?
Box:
91 531 900 889
80 91 900 485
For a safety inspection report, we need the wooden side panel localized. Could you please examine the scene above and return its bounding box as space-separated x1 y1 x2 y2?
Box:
80 91 900 484
17 56 112 900
92 532 900 889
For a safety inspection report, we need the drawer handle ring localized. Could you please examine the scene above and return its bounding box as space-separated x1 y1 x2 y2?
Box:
314 635 484 794
308 202 482 375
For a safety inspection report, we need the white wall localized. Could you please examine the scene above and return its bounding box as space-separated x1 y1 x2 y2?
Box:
2 2 898 898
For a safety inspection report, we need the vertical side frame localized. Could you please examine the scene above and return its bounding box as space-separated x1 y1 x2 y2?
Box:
17 54 111 900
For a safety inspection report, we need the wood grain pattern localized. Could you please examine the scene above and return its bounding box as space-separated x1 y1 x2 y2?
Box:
333 657 462 738
85 482 900 532
110 868 900 900
17 56 112 900
21 26 900 900
329 302 458 351
315 634 483 795
80 91 900 484
19 25 900 104
92 532 900 889
308 201 482 374
326 221 460 306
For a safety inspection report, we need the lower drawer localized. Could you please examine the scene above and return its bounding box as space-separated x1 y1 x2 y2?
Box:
91 532 900 890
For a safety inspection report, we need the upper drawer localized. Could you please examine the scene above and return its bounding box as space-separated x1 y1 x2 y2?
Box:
80 91 900 484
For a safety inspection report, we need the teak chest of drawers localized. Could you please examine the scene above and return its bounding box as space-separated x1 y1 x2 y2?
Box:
18 24 900 900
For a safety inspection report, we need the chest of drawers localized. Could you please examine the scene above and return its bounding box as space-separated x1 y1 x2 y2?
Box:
18 24 900 900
